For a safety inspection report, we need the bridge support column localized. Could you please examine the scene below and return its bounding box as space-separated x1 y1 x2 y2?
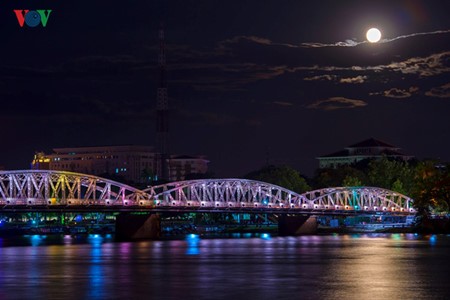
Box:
115 213 161 240
278 215 318 236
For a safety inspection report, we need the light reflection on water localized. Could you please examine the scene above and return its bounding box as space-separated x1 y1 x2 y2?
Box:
0 233 449 299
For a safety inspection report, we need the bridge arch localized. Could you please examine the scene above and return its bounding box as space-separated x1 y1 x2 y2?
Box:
144 180 415 213
0 170 150 206
300 186 414 213
143 178 307 209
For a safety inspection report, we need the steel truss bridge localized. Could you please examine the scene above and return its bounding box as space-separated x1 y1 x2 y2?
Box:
0 170 415 214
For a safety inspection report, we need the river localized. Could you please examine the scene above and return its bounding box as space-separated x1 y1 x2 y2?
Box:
0 233 449 299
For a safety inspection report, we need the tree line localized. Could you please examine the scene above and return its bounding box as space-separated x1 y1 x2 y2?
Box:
244 158 450 217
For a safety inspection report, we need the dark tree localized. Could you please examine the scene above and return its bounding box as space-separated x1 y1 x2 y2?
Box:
244 165 310 194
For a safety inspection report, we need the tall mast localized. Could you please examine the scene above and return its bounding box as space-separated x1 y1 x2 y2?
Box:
156 22 169 180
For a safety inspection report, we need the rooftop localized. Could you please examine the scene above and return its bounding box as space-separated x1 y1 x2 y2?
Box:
318 138 410 159
347 138 398 149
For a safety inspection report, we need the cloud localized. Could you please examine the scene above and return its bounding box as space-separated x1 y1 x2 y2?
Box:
304 75 337 81
339 75 367 84
171 51 448 93
218 30 450 51
385 51 450 77
303 74 367 84
307 97 368 111
381 29 450 44
383 87 419 98
425 83 450 98
273 101 293 106
300 29 450 48
301 39 362 48
172 63 288 92
217 35 297 54
299 51 450 81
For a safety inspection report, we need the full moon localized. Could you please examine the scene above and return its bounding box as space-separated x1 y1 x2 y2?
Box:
366 28 381 43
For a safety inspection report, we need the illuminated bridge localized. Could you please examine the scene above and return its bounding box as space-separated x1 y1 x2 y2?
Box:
0 170 415 215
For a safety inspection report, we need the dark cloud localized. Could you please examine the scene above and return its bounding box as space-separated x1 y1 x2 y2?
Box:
273 101 294 107
304 75 337 81
307 97 368 111
425 83 450 98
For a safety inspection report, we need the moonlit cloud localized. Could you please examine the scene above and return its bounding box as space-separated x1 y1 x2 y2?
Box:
381 29 450 43
383 87 416 99
339 75 367 84
385 52 450 77
307 97 367 111
168 50 448 93
299 51 450 81
425 83 450 98
300 29 450 48
301 39 363 48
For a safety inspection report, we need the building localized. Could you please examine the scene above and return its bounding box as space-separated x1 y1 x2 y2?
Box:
169 155 209 180
31 145 209 184
317 138 413 169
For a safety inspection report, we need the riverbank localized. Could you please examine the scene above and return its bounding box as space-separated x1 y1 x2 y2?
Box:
1 218 449 237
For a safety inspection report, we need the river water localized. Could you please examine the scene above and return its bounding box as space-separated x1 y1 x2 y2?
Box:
0 233 449 299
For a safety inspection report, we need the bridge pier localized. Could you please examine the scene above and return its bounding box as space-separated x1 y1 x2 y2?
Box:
278 214 318 236
115 213 161 240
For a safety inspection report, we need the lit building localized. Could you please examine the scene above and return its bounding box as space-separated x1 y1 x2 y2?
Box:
31 145 209 184
317 138 413 169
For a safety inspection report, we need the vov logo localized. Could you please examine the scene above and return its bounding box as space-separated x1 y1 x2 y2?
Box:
14 10 52 27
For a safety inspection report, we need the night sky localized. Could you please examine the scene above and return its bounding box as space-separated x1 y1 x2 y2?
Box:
1 0 449 177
